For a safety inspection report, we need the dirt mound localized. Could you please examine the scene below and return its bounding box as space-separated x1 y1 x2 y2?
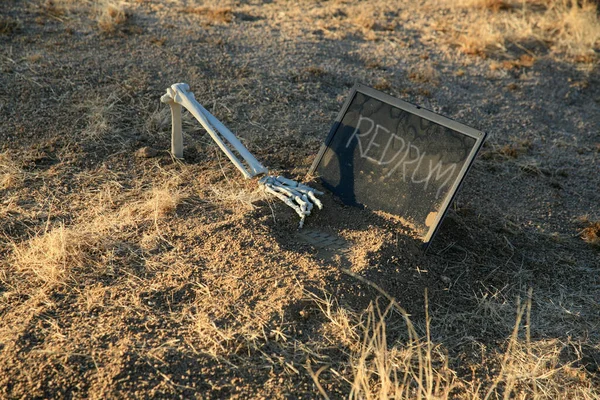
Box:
1 0 599 398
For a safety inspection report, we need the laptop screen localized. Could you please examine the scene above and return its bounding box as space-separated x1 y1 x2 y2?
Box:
311 84 486 248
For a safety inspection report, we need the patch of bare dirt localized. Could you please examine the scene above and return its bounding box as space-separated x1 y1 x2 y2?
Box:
1 0 599 398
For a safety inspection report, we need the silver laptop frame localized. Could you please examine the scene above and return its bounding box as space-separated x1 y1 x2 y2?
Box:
309 83 487 249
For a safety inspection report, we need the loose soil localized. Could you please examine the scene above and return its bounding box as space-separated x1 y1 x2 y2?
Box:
1 0 599 398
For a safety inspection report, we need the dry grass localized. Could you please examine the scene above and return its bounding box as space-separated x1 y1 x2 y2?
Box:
490 54 536 70
1 0 599 397
37 0 94 19
77 92 123 139
580 219 600 247
373 78 392 91
96 1 129 33
181 7 234 24
0 16 21 35
448 0 600 62
11 223 106 286
208 182 267 210
454 23 507 56
348 302 456 399
481 138 533 160
9 182 182 288
30 0 130 33
0 152 24 190
408 62 441 84
308 287 599 399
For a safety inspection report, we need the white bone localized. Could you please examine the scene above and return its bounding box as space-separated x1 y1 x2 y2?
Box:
302 194 313 212
264 185 305 219
260 177 325 227
267 183 310 216
160 93 183 159
162 83 323 228
270 182 296 198
298 184 324 196
161 83 268 178
275 183 304 200
259 176 274 186
307 191 323 210
275 176 299 187
295 196 310 215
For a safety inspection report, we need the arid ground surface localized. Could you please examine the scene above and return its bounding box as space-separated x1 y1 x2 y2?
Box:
1 0 599 398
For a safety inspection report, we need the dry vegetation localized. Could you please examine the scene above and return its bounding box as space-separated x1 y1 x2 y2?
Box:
0 15 20 35
448 0 600 62
1 0 599 398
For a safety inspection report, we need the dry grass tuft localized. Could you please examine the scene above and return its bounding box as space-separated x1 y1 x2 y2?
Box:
499 139 532 158
408 63 440 84
373 78 391 91
78 92 122 139
309 291 361 351
142 188 182 219
462 0 514 12
449 0 600 61
97 1 129 33
182 7 234 24
11 224 107 286
208 181 267 210
0 152 24 190
308 287 599 399
481 138 532 160
9 182 182 287
348 301 456 399
0 16 21 35
352 12 377 31
308 286 457 399
490 54 536 70
454 23 506 56
350 9 395 40
580 220 600 247
302 65 326 77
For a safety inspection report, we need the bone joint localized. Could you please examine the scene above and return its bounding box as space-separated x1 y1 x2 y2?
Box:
161 83 323 228
161 82 268 178
259 176 323 228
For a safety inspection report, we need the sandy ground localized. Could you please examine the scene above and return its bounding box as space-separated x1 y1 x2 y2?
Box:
0 0 599 398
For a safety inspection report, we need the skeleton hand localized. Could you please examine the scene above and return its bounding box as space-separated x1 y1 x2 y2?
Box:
161 83 324 228
259 176 323 228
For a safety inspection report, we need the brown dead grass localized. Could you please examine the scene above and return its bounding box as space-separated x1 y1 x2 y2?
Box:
38 0 94 19
77 92 123 139
449 0 600 62
0 152 24 190
10 183 182 287
97 1 129 33
11 224 106 286
348 302 456 398
580 220 600 247
499 139 533 158
0 16 20 35
490 54 536 70
1 0 599 398
408 63 441 84
461 0 514 11
373 78 392 91
182 7 234 24
309 287 598 399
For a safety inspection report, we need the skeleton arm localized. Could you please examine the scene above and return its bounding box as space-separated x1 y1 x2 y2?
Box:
161 83 322 227
161 83 268 178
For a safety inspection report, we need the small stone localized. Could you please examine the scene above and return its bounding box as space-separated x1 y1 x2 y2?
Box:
136 146 158 158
